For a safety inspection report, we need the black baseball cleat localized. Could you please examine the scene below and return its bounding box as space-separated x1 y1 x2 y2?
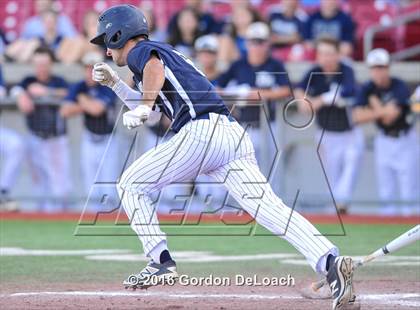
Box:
123 259 178 290
327 256 355 310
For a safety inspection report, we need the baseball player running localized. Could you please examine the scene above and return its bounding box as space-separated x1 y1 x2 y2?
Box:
91 5 355 309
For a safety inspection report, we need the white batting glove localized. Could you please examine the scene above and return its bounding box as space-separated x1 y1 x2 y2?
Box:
92 62 120 89
123 105 152 129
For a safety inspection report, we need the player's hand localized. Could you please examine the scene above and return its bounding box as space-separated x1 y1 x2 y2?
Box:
27 83 49 97
123 105 152 129
321 91 336 105
92 62 120 89
17 93 34 114
381 102 401 125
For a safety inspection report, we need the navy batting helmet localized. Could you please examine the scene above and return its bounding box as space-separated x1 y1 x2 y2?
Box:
90 4 149 49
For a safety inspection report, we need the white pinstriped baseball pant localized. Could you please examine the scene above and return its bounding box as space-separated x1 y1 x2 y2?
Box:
117 113 338 274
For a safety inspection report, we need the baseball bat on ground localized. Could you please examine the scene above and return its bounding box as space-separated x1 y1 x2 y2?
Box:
311 224 420 291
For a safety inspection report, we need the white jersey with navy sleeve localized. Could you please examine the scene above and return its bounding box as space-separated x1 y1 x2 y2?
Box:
127 40 230 132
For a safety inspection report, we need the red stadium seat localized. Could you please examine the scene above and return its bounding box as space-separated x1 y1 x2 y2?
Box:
348 0 398 60
399 1 420 60
1 0 33 41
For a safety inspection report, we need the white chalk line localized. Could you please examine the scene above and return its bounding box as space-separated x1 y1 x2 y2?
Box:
1 291 419 307
2 248 418 267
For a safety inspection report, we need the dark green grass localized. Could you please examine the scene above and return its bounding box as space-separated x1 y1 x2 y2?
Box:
0 220 419 286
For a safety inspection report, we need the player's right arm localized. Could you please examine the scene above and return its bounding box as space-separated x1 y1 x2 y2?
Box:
92 62 143 111
15 78 34 114
60 82 84 118
93 60 162 129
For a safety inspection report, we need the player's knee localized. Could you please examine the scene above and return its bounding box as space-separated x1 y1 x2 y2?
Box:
117 170 147 195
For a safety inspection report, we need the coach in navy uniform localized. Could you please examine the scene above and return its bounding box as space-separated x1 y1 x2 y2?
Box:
61 52 118 211
295 37 364 214
218 22 291 164
15 47 71 212
353 49 419 216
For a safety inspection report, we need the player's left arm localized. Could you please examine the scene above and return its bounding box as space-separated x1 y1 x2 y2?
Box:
120 54 165 129
379 99 402 125
60 102 83 118
376 82 409 125
77 94 107 116
60 83 83 117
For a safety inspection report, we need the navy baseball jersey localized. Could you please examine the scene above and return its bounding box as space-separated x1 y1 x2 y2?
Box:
218 56 289 124
355 78 412 136
304 10 354 43
297 62 356 132
20 76 68 138
66 81 117 135
127 40 230 133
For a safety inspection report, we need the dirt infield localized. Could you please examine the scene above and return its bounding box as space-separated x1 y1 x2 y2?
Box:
1 280 419 309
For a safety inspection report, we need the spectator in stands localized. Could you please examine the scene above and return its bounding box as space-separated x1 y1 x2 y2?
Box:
60 52 118 211
295 38 364 214
5 0 77 62
37 10 64 53
0 65 24 212
268 0 308 61
304 0 355 57
140 1 167 42
218 4 261 69
6 9 65 63
168 7 202 58
167 0 221 37
218 22 291 165
21 0 76 40
57 10 104 64
194 35 220 85
14 47 71 212
353 48 419 216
